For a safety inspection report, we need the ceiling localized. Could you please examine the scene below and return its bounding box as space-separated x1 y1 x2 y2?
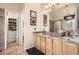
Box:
40 3 70 12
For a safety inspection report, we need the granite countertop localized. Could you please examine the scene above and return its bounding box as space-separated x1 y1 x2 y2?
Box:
33 32 79 45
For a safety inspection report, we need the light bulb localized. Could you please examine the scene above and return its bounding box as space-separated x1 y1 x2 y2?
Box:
48 4 52 7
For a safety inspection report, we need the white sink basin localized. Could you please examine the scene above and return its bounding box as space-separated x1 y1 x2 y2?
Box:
61 36 79 44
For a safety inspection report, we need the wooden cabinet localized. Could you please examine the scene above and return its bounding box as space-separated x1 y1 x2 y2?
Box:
33 33 37 48
63 41 67 55
55 39 63 55
33 33 79 55
66 42 77 55
53 39 55 55
46 37 53 55
53 38 63 55
40 36 46 53
63 41 79 55
36 35 41 50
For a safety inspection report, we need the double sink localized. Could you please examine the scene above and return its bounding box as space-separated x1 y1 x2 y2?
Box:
61 36 79 45
41 32 79 45
34 31 79 45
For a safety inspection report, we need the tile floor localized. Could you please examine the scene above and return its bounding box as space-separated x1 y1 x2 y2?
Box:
0 42 28 55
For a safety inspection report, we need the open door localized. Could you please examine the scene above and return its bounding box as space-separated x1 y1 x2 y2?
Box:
7 18 17 48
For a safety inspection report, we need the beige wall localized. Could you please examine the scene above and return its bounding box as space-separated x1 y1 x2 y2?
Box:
0 3 23 12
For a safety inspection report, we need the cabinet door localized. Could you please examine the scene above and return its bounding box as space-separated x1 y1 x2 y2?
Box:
53 38 63 55
33 34 37 48
63 41 67 55
67 43 77 55
36 35 41 50
53 39 56 55
55 39 63 55
46 37 53 55
40 36 46 53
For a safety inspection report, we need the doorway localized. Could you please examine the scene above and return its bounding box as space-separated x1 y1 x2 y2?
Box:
7 18 17 48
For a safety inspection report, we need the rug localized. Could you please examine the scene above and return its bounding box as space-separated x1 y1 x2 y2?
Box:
26 47 45 55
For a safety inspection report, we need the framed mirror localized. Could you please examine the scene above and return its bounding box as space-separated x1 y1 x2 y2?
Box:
30 10 37 26
43 14 47 26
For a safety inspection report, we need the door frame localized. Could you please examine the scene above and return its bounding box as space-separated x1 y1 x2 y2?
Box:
5 10 20 49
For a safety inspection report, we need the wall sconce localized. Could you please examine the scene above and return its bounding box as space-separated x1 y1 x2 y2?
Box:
64 14 75 20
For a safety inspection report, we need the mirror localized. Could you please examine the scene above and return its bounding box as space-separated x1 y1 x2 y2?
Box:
63 20 72 30
53 19 75 32
54 21 61 32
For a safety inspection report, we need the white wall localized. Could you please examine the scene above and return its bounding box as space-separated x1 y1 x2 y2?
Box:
0 3 49 50
22 3 49 49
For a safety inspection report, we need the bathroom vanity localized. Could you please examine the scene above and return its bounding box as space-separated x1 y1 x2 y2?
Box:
33 32 79 55
33 4 79 55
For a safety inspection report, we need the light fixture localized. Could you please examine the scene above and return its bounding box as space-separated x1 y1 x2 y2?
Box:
45 3 60 12
45 3 53 9
64 14 75 20
48 4 52 7
64 5 75 20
